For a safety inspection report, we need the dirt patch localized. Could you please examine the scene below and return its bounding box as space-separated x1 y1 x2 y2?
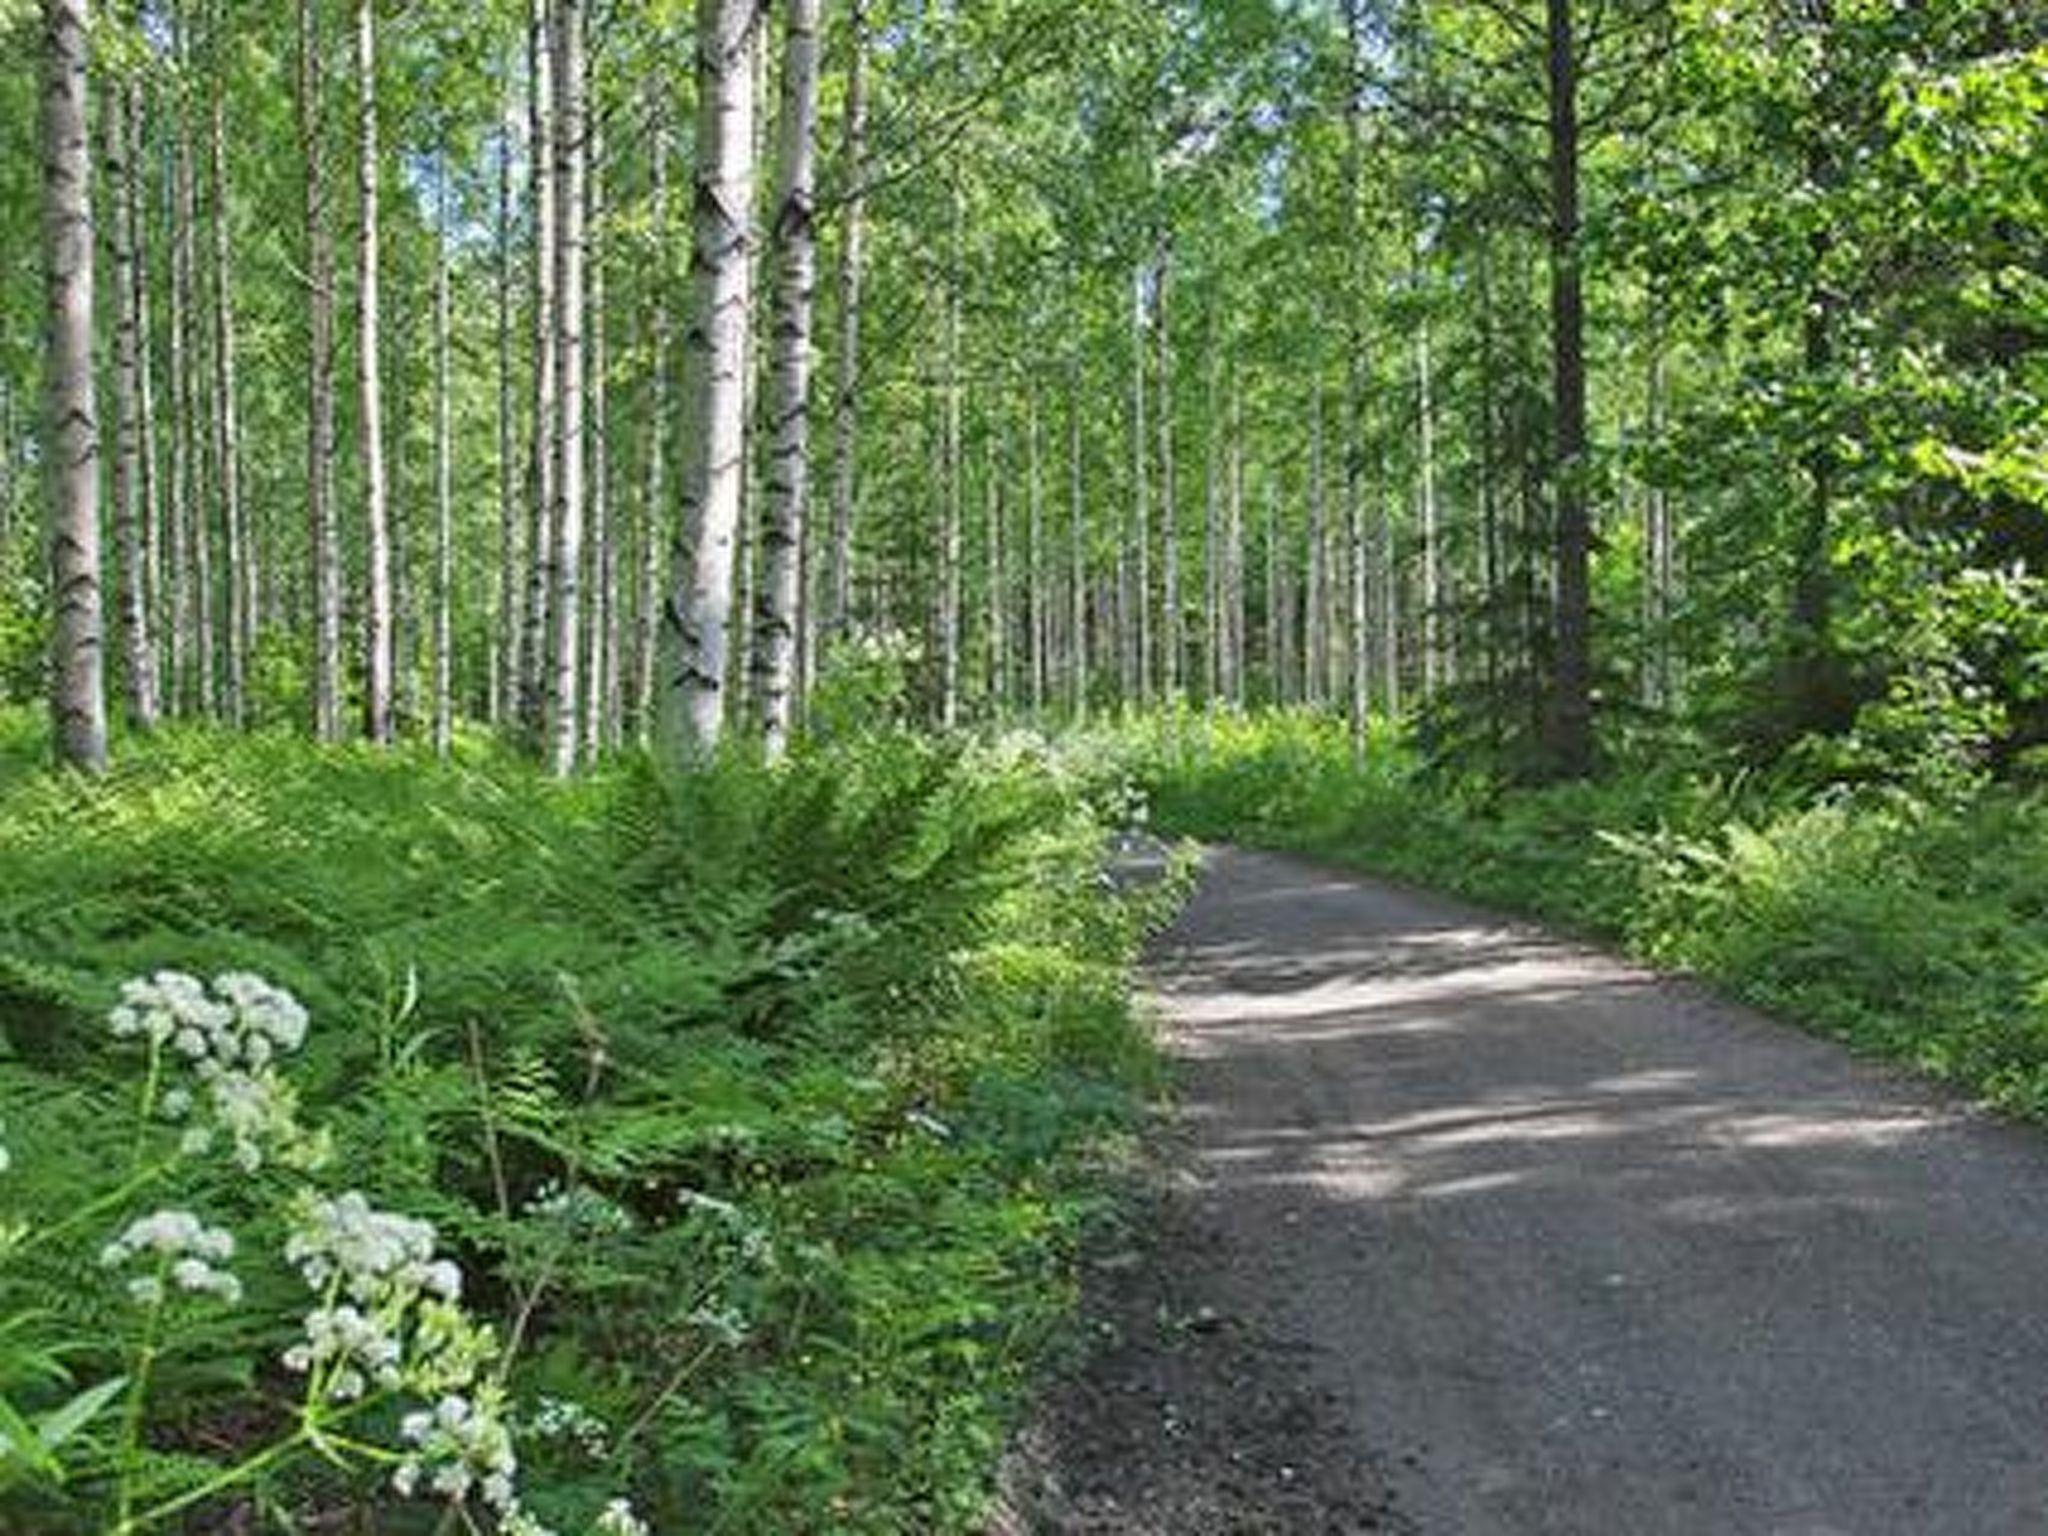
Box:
990 1170 1407 1535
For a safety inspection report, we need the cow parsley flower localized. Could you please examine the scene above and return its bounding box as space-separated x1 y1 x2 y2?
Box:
594 1498 652 1535
280 1192 478 1402
524 1394 612 1458
108 970 326 1171
100 1209 242 1304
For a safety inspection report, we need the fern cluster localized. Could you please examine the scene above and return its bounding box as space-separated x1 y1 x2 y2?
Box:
0 713 1168 1531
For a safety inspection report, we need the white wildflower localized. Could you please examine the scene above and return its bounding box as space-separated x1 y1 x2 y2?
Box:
392 1383 520 1514
100 1209 240 1308
595 1497 652 1535
110 970 324 1171
524 1395 612 1458
282 1192 493 1406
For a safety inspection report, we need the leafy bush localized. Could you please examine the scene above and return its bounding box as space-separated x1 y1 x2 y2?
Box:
0 712 1163 1531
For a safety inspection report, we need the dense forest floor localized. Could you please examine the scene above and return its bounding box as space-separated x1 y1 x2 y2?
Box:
0 712 1173 1532
1039 845 2048 1534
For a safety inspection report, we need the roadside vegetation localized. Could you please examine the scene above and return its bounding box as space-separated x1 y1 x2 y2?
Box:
0 702 1172 1532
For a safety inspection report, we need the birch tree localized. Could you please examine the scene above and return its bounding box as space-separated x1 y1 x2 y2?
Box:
106 76 158 730
825 0 869 642
661 0 763 759
546 0 586 777
300 0 341 741
40 0 106 771
355 0 393 745
753 0 820 758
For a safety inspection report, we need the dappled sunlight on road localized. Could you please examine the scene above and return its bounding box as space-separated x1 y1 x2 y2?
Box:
1139 846 2048 1536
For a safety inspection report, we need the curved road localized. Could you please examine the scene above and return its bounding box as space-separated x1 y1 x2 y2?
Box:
1137 846 2048 1535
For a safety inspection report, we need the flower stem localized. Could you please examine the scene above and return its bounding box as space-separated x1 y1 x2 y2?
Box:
111 1262 167 1532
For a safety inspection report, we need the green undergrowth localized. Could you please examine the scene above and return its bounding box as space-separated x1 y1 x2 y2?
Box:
0 710 1176 1532
1099 708 2048 1120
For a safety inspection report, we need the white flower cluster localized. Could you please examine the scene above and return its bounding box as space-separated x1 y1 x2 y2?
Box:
108 970 323 1172
525 1394 613 1458
524 1181 634 1235
594 1498 653 1535
280 1192 466 1400
0 1116 10 1175
394 1389 519 1507
99 1209 241 1306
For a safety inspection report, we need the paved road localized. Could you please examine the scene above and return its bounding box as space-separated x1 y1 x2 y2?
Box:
1146 846 2048 1535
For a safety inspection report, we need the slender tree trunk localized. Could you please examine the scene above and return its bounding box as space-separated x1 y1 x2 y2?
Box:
1307 377 1327 704
1027 390 1045 712
662 0 764 759
825 0 868 643
1417 315 1441 698
985 425 1005 713
1131 266 1151 706
1546 0 1593 776
937 188 965 730
1477 246 1505 750
1645 308 1675 710
754 0 820 757
207 32 247 725
521 0 556 736
163 88 192 712
545 0 587 776
1157 244 1179 700
632 129 670 742
495 64 521 729
300 0 341 740
174 15 214 718
128 82 164 711
355 0 393 744
432 166 455 758
1069 356 1089 719
107 77 158 730
1264 472 1281 704
1344 0 1369 754
1381 462 1401 717
590 119 621 754
1226 361 1245 706
41 0 106 771
1203 317 1221 704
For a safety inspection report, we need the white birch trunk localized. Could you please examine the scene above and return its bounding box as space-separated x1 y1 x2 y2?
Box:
754 0 820 758
1157 246 1179 700
300 0 341 741
825 0 868 644
632 128 670 743
1307 378 1327 704
41 0 106 771
520 0 555 735
938 191 964 730
547 0 587 776
355 0 393 744
107 79 158 730
662 0 763 759
433 172 454 759
207 59 248 726
1026 390 1045 713
495 65 520 728
1069 360 1089 719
